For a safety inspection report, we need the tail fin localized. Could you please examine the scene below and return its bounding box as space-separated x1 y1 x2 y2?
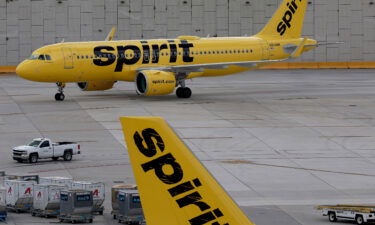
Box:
120 117 255 225
256 0 308 39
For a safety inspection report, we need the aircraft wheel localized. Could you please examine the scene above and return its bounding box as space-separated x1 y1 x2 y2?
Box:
55 93 65 101
176 87 192 98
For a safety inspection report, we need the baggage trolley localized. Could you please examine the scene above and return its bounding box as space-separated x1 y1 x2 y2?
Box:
58 214 94 224
0 211 6 222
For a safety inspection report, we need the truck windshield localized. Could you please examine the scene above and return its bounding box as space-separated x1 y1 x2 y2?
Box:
29 140 41 147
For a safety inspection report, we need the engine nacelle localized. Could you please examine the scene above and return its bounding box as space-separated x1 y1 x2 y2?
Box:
136 70 176 96
77 81 116 91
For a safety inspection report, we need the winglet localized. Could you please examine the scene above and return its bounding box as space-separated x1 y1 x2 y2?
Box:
120 117 255 225
105 27 117 41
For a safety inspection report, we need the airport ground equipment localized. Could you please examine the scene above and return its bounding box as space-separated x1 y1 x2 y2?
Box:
39 177 73 189
316 205 375 224
12 138 81 163
111 184 137 219
31 184 66 218
4 175 39 184
117 190 144 224
71 181 105 215
0 187 6 222
4 180 34 212
58 190 94 224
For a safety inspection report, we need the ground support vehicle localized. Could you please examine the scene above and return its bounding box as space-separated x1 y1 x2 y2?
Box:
31 184 66 218
58 214 94 224
111 184 137 220
117 190 144 224
316 205 375 224
0 188 6 222
39 177 73 189
12 138 80 163
0 211 6 222
71 181 105 215
59 190 94 224
4 180 33 213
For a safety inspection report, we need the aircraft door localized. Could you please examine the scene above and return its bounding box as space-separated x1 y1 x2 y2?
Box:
62 47 74 69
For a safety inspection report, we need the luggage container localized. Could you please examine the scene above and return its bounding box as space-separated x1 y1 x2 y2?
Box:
39 177 73 188
4 175 39 184
31 184 66 218
0 188 6 222
4 180 34 212
58 190 94 224
71 181 105 215
111 184 137 219
117 190 144 224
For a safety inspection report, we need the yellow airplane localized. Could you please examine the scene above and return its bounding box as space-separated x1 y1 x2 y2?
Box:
120 116 256 225
16 0 316 101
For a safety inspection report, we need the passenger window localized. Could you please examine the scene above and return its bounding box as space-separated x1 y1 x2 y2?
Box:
40 141 50 148
38 55 45 60
45 55 52 60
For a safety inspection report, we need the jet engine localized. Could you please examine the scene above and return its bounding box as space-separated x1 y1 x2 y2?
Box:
136 70 176 96
77 81 116 91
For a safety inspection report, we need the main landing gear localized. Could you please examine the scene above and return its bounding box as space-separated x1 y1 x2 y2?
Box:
55 82 65 101
176 79 192 99
176 87 192 98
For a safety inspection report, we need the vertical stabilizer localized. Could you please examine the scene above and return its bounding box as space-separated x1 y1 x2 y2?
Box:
120 117 255 225
255 0 308 39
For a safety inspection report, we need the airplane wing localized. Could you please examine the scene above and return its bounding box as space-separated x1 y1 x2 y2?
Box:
120 117 255 225
137 59 283 73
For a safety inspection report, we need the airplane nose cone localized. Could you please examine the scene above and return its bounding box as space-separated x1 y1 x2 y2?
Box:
16 61 32 81
16 62 26 77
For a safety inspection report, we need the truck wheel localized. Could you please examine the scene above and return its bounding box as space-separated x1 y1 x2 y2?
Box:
29 154 38 163
63 151 72 161
356 215 364 225
328 212 337 222
89 219 93 223
52 157 59 161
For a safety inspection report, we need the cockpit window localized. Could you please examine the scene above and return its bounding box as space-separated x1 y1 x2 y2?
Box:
29 55 39 60
29 54 52 61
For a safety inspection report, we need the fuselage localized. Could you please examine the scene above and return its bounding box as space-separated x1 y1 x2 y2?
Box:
16 36 316 83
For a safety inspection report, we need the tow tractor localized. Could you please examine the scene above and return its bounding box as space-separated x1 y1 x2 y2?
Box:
316 205 375 224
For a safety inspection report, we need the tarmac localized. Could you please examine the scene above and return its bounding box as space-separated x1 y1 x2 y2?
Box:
1 69 375 224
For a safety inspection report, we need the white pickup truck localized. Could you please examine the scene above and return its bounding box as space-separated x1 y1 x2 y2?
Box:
12 138 81 163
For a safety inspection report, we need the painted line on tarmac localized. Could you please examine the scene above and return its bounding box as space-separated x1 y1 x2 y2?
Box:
222 160 375 177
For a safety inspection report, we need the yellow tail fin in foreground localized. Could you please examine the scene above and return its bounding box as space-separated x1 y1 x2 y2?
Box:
256 0 308 39
120 117 255 225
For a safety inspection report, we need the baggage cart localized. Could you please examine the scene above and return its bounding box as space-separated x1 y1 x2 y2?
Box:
0 211 6 223
117 190 144 224
111 184 137 219
31 184 66 218
39 177 73 189
72 181 105 215
316 205 375 225
58 190 94 224
0 187 6 222
4 180 34 212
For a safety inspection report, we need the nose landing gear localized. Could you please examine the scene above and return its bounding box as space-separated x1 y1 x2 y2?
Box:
55 82 66 101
